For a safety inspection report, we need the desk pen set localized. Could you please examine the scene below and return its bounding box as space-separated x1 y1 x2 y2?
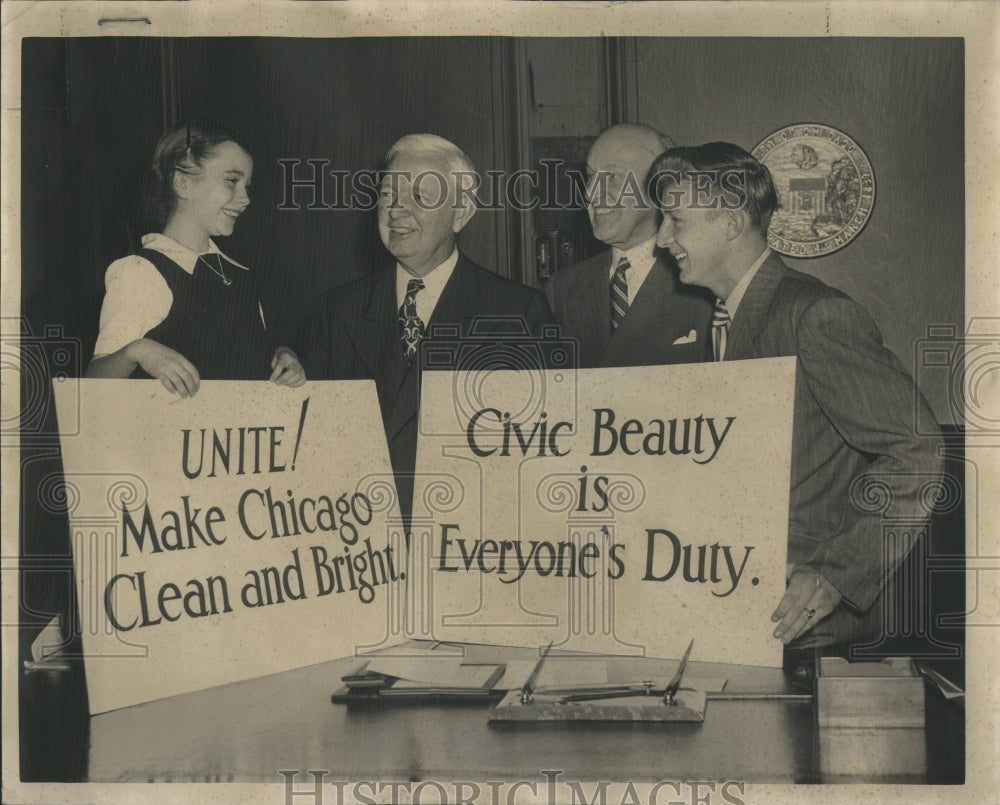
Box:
331 639 708 723
489 639 705 722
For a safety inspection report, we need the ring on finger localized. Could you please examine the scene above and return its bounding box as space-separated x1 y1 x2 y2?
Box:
805 607 817 619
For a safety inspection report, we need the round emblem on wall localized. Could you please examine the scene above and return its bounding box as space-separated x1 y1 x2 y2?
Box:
752 124 875 258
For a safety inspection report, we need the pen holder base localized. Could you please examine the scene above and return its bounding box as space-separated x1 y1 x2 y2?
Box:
488 688 706 723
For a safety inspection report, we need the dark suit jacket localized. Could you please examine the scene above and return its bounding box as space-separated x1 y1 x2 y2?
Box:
726 253 943 641
544 250 714 368
299 253 555 525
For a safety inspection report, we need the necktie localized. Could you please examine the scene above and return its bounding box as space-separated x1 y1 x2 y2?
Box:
712 299 730 362
610 256 630 330
398 278 426 361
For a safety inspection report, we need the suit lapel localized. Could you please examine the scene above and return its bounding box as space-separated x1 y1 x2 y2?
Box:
580 255 612 363
725 253 787 361
427 254 477 329
564 253 611 367
342 269 415 437
599 257 677 365
343 269 397 378
383 363 419 441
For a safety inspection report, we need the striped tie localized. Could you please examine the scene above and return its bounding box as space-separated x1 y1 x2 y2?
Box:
398 278 426 361
712 299 730 362
610 257 630 330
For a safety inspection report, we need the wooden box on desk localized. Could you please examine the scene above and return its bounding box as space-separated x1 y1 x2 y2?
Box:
816 657 925 729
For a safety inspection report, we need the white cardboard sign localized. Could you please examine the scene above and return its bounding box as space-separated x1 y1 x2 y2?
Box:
411 359 797 667
53 380 401 714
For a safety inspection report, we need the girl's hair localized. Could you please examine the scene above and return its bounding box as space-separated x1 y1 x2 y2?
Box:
140 122 250 233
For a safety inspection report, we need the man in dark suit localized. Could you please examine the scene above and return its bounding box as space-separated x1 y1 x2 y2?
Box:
299 134 553 527
545 124 713 368
651 142 943 648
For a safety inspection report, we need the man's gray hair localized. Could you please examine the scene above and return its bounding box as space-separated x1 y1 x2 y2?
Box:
385 133 478 181
596 123 675 160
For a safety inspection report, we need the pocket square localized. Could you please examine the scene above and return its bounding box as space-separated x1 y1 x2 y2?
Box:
672 329 698 345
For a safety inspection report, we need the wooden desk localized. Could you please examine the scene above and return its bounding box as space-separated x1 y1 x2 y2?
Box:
23 644 963 785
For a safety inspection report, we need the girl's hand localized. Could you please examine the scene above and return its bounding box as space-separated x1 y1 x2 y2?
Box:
269 346 307 387
128 339 201 398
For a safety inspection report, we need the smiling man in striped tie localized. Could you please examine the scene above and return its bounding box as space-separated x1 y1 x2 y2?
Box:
650 141 943 650
544 124 713 369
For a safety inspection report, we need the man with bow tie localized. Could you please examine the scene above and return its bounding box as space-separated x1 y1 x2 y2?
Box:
544 124 713 369
299 134 553 527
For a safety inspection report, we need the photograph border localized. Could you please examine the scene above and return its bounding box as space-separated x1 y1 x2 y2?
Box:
3 2 997 804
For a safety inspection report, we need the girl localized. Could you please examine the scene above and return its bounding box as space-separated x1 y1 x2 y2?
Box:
86 123 305 396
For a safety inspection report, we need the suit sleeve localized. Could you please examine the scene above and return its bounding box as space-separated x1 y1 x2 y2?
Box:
794 296 944 609
294 297 333 380
542 275 559 321
525 288 557 335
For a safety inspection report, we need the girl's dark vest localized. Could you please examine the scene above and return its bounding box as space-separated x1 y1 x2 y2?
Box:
131 248 276 380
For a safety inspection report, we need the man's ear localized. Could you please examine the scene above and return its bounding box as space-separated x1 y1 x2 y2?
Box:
724 208 746 241
452 197 476 234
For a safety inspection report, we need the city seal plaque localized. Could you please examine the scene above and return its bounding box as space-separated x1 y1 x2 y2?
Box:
752 124 875 258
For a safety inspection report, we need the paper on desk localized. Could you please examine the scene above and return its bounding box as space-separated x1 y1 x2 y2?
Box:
499 659 609 691
365 657 502 688
915 662 965 702
30 617 64 662
362 641 464 658
497 659 728 693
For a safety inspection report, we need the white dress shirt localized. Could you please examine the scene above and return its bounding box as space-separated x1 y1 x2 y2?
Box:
93 233 252 357
395 248 459 324
608 236 659 306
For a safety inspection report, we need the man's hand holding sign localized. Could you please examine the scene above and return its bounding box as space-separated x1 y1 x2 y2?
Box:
772 567 844 644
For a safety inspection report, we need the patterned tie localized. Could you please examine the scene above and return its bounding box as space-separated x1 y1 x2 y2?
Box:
712 299 730 362
610 256 630 330
398 278 426 361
